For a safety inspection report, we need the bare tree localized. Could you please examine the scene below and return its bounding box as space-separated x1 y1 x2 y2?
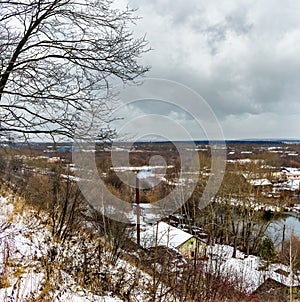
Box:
0 0 149 140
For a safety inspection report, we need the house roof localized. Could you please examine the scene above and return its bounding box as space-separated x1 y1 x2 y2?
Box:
249 178 272 186
206 244 300 294
219 256 265 293
140 222 194 249
221 258 300 293
282 167 300 174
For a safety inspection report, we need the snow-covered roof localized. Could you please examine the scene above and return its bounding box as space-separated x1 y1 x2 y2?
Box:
220 256 265 293
288 153 298 156
282 167 300 174
249 178 272 186
206 244 300 294
285 179 300 190
208 244 245 261
140 222 194 249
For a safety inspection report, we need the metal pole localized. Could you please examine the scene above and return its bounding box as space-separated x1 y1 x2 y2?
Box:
136 175 140 245
282 223 286 253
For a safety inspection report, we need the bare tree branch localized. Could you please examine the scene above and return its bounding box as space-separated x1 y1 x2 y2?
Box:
0 0 150 140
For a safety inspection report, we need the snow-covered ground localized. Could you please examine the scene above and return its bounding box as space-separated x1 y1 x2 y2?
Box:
205 244 300 294
0 193 175 301
214 195 282 212
0 194 125 301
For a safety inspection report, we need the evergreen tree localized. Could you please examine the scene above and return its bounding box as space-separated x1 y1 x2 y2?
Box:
260 236 276 264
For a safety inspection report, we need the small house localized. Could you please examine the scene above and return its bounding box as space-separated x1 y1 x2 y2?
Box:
140 221 207 259
206 245 300 295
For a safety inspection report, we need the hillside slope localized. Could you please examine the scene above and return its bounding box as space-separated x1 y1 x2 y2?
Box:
0 191 173 301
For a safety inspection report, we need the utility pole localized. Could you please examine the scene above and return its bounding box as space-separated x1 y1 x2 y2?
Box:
136 174 140 245
282 223 286 253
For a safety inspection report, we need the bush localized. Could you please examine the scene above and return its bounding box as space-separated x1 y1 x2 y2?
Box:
260 237 276 264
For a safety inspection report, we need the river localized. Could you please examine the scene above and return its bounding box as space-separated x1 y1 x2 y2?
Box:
268 212 300 247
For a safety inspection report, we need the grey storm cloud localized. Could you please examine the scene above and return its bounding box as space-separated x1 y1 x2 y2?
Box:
113 0 300 139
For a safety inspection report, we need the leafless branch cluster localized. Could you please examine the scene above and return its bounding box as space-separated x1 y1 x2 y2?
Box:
0 0 149 140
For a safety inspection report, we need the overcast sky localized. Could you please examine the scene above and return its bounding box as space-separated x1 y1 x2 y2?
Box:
112 0 300 140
